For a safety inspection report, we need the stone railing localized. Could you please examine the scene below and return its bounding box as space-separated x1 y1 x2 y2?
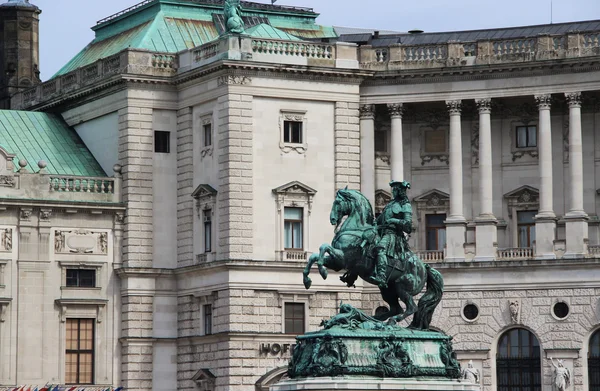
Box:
251 39 334 59
497 247 534 260
588 245 600 256
277 250 310 262
360 30 600 70
415 250 445 263
12 49 178 110
49 175 115 194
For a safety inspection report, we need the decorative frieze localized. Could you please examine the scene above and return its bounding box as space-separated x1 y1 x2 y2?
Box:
54 230 109 255
0 175 14 187
217 75 251 86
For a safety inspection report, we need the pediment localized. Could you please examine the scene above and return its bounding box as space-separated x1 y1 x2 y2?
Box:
375 189 392 209
272 181 317 196
192 184 218 199
413 189 450 207
192 368 216 382
504 185 539 203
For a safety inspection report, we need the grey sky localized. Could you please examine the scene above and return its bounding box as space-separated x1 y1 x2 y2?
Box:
38 0 600 80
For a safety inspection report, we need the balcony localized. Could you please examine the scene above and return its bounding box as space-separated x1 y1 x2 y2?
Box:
497 247 534 260
276 250 311 262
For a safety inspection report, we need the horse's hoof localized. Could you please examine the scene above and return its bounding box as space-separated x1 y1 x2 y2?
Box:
303 276 312 289
319 267 328 279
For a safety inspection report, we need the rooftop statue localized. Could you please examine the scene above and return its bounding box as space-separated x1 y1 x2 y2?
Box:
223 0 245 34
303 180 443 330
290 181 460 380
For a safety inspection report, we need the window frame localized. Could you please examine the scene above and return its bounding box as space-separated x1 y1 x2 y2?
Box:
65 318 95 385
517 210 537 248
66 269 96 288
496 328 541 391
154 130 171 154
279 111 308 154
203 209 212 253
284 207 304 250
203 122 212 148
589 329 600 391
425 213 447 251
515 125 537 149
203 304 213 335
284 302 305 335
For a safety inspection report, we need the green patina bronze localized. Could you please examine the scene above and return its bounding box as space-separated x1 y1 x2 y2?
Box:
292 181 460 379
224 0 245 34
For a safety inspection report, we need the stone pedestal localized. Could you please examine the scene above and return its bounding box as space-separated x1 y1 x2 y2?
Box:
474 217 498 262
272 377 480 391
445 220 467 262
564 214 589 258
535 216 557 259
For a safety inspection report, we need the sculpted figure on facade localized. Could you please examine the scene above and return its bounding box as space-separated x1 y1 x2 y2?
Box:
549 357 571 391
509 300 520 323
224 0 245 34
303 180 444 330
461 360 480 383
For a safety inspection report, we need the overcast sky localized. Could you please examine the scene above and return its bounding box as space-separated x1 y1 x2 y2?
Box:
37 0 600 80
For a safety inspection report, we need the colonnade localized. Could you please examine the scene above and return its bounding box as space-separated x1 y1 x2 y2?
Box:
359 93 587 260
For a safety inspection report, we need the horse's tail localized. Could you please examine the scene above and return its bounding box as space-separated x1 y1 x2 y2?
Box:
409 265 443 330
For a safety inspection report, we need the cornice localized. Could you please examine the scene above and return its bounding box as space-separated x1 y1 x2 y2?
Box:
0 198 125 211
363 57 600 86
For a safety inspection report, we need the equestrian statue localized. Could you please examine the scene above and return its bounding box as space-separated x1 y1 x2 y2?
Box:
302 180 443 330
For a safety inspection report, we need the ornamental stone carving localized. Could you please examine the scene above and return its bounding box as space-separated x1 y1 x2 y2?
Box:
39 209 52 222
273 181 317 214
359 104 376 119
509 299 521 323
375 190 392 216
54 230 110 255
217 75 251 86
446 100 462 115
475 98 492 114
0 175 14 187
192 184 218 217
535 94 552 109
1 228 12 252
565 92 582 108
20 209 32 221
387 103 404 118
471 123 479 165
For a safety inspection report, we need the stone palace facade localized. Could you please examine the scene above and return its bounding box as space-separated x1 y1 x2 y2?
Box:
2 0 600 390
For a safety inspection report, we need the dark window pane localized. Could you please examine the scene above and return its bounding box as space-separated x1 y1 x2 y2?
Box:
284 303 305 334
528 126 537 147
66 269 78 287
284 121 303 144
517 211 536 223
203 123 212 147
375 131 387 152
591 332 600 391
66 269 96 288
203 304 212 335
517 126 527 148
497 328 541 391
155 131 170 153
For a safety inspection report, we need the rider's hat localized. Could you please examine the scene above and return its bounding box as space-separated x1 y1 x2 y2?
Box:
389 180 411 189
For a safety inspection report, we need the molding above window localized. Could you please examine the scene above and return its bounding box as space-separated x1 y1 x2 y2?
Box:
272 181 317 213
54 298 108 323
504 185 539 218
413 189 450 215
57 260 105 269
192 184 218 217
277 291 315 308
279 110 308 154
192 368 216 391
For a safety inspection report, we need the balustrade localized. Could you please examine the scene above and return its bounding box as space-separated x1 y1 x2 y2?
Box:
277 250 309 262
375 48 388 63
492 38 536 55
193 42 219 62
49 175 115 194
152 54 176 68
588 245 600 256
404 45 447 61
415 250 445 263
251 39 333 59
497 247 533 259
584 33 600 48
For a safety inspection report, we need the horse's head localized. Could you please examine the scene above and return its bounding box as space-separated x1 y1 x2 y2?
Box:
330 188 351 227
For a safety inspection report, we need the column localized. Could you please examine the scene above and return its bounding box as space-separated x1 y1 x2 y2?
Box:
564 92 588 257
474 98 498 261
445 100 466 261
360 104 376 208
387 103 404 181
534 94 557 259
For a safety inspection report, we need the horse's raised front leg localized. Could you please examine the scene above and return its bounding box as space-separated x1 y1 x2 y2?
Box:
303 253 320 289
317 244 345 278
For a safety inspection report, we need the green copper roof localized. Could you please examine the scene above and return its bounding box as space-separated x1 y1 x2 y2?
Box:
54 0 337 77
0 111 106 177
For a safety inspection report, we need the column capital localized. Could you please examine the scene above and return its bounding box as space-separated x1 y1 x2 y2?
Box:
475 98 492 114
535 94 552 109
387 103 404 118
359 104 376 119
446 100 462 115
565 92 582 108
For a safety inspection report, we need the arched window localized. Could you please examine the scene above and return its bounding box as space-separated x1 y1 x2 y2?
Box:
497 328 541 391
590 329 600 391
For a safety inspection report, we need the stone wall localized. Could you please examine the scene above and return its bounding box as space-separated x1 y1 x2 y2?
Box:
177 107 195 268
334 101 361 191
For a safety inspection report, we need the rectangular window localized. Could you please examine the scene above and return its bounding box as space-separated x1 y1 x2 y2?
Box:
426 214 447 251
203 123 212 147
66 318 94 385
203 304 212 335
283 121 303 144
516 125 537 148
204 210 212 253
284 303 305 334
375 130 387 152
66 269 96 288
424 129 447 154
284 207 303 250
517 211 536 248
155 131 170 153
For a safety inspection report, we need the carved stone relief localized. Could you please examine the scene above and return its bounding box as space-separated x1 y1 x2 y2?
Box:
200 116 214 160
0 229 12 252
279 111 308 155
218 75 251 86
509 299 521 324
471 122 479 166
273 181 316 214
375 190 392 216
54 230 109 255
563 117 569 163
192 184 218 217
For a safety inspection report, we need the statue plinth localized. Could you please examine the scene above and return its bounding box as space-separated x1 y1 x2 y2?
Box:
288 320 461 379
272 377 480 391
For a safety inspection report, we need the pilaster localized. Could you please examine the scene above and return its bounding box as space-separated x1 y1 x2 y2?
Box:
118 106 154 268
217 93 254 260
333 102 361 190
359 104 375 207
177 107 195 267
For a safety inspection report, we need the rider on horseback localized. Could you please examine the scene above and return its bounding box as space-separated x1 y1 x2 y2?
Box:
371 180 413 288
